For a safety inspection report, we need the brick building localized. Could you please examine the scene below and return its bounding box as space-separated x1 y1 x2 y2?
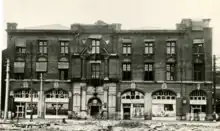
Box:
1 19 213 120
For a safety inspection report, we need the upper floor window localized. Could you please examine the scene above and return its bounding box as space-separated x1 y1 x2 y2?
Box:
123 43 131 55
60 41 69 54
14 73 24 79
59 69 68 80
91 39 100 54
91 63 100 78
122 63 131 80
166 63 175 80
36 57 47 73
16 47 26 53
194 64 204 81
166 41 176 55
38 40 48 54
144 63 154 81
193 43 204 54
144 42 154 55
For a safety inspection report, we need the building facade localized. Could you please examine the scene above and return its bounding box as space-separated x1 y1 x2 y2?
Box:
1 19 213 120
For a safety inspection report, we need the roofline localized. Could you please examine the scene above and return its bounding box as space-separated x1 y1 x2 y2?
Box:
6 29 186 34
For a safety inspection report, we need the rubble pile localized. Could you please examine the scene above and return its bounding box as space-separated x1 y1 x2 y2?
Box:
1 119 220 131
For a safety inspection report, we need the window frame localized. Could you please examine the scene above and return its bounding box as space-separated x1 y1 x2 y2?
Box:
193 43 204 54
60 41 69 54
122 43 131 55
91 39 100 54
59 69 69 80
166 63 175 81
91 63 101 78
144 63 154 81
122 63 132 81
193 64 205 81
144 42 154 55
166 41 176 55
38 40 48 54
16 47 26 53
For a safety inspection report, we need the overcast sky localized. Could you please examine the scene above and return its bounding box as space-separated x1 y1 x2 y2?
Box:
1 0 220 56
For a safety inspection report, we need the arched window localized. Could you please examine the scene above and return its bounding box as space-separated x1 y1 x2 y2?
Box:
189 90 206 100
152 89 176 100
121 90 144 100
14 88 38 98
45 89 68 98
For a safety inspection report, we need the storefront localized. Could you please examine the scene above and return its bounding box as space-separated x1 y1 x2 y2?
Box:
188 90 207 121
152 89 177 120
45 88 69 118
12 88 38 118
121 90 144 120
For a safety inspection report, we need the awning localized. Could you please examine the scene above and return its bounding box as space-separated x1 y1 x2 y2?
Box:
36 62 47 72
193 39 204 44
144 39 155 42
58 62 69 69
121 39 132 43
14 62 25 73
15 39 26 47
88 34 102 39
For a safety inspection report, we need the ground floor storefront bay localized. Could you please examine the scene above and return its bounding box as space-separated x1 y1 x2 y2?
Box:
8 81 213 121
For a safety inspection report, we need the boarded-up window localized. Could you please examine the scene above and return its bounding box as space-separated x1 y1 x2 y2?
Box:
14 62 25 73
109 59 119 78
72 58 81 78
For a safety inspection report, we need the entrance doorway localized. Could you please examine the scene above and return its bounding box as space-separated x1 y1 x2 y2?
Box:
88 97 102 118
90 106 100 116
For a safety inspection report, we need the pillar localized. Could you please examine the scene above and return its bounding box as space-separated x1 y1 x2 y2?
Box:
103 86 108 111
104 57 109 80
81 57 86 80
176 95 183 120
144 92 152 120
81 85 87 111
206 90 213 120
73 83 81 113
69 90 73 112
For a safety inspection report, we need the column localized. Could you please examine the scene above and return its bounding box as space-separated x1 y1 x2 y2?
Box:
144 92 152 120
116 92 121 118
81 84 87 111
206 90 213 120
121 103 123 120
68 90 73 112
103 86 108 110
130 104 133 120
176 94 183 120
104 57 109 80
81 57 86 80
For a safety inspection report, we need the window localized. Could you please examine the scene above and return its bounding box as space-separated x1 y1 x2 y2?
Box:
91 63 100 78
36 72 44 79
194 64 204 81
16 47 26 53
166 41 176 55
193 43 204 54
122 63 131 80
144 63 154 81
38 40 48 54
59 69 68 80
14 73 24 79
144 42 154 54
60 41 69 54
166 64 175 80
91 39 100 54
36 57 47 72
123 43 131 55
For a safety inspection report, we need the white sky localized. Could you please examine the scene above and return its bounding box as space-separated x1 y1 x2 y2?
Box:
1 0 220 53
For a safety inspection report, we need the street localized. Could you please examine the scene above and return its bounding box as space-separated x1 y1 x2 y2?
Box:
1 119 220 131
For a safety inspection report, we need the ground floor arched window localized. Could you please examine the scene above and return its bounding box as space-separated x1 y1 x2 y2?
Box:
45 88 69 118
121 90 144 120
13 88 38 118
151 89 177 119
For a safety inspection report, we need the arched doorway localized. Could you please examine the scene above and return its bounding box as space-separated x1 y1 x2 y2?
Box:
152 89 177 120
45 88 69 118
189 90 207 115
13 88 38 118
121 89 144 120
88 97 102 117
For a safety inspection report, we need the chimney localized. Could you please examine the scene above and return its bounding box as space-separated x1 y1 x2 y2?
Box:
70 23 80 31
202 19 211 28
7 23 17 30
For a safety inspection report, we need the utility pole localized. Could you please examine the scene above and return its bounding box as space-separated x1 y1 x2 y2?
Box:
30 42 33 121
39 73 43 118
213 55 216 115
4 59 10 121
